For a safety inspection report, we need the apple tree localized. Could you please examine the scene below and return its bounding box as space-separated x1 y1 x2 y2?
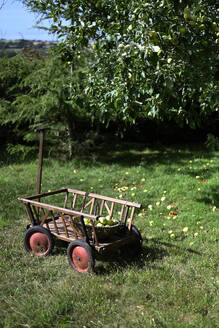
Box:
21 0 219 130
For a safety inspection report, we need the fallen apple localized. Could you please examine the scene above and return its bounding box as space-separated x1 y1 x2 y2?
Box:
99 216 106 224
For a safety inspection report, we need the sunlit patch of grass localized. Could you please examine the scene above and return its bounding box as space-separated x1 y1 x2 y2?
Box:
0 143 218 327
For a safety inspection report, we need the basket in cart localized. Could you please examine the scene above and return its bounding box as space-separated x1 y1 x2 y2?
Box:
72 215 124 240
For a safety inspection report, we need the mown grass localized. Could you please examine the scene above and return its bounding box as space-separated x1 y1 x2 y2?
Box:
0 142 218 328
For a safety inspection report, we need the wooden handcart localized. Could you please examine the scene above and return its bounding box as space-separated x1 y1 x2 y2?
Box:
18 188 142 273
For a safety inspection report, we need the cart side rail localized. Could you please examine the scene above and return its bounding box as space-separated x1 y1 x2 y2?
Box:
67 188 141 209
65 189 141 231
22 188 68 200
18 189 142 243
18 197 97 242
18 197 97 220
20 188 141 209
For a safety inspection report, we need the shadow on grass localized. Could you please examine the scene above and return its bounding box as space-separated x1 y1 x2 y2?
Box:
196 185 219 207
52 238 168 273
90 142 214 164
75 141 219 183
94 237 203 275
94 244 168 275
151 238 202 256
50 236 203 275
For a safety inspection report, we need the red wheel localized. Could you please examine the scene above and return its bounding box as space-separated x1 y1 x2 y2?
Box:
29 232 50 255
24 226 54 256
67 240 94 273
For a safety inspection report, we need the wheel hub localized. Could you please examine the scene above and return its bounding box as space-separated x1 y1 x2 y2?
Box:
72 246 90 272
29 232 50 255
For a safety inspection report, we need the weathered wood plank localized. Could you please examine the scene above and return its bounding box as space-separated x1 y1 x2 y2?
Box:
69 215 79 238
89 198 95 215
24 188 67 200
71 193 77 209
99 199 105 215
18 198 98 220
128 207 135 230
51 211 59 235
67 189 141 208
110 202 115 217
119 205 124 222
39 210 50 227
83 198 93 210
63 190 69 208
60 213 69 238
104 201 111 215
32 205 40 225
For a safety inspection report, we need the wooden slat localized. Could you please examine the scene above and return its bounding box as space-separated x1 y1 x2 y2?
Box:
32 205 40 225
119 205 124 221
69 215 79 238
41 207 46 215
91 221 99 246
66 189 141 208
60 213 69 238
45 217 76 242
40 210 50 227
128 207 135 230
51 211 59 235
89 198 95 215
99 200 105 215
110 202 114 217
25 203 36 225
123 205 130 225
71 193 77 209
24 188 67 200
18 198 97 220
83 198 93 210
64 190 69 208
104 201 111 215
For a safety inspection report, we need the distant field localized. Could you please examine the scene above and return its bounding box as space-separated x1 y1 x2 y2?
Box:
0 39 56 57
0 143 218 328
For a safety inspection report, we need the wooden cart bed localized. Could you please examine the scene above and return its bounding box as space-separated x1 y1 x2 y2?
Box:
18 188 141 251
45 215 138 251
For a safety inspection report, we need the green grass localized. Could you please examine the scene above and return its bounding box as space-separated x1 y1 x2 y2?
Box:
0 142 218 328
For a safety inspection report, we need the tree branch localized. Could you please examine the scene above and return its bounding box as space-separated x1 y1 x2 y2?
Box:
0 0 6 10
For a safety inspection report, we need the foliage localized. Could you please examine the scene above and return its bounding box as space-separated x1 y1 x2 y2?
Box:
205 133 219 151
0 49 94 158
21 0 219 128
6 143 36 160
0 143 218 327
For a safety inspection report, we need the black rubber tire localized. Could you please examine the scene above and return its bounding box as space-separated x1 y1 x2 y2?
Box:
125 224 143 255
24 225 54 256
67 240 95 273
130 224 143 246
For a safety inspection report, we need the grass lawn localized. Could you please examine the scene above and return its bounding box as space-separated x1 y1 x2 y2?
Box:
0 142 218 328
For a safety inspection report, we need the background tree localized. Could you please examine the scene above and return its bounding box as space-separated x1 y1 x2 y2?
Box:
21 0 219 130
1 0 218 161
0 48 94 158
